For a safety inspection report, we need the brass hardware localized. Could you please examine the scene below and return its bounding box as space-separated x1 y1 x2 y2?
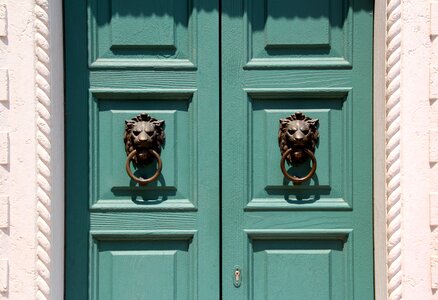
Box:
126 149 162 186
233 266 241 287
281 148 317 183
124 113 165 186
278 112 319 184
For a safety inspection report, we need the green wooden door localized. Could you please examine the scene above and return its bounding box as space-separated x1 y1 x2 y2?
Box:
65 0 374 299
64 0 220 299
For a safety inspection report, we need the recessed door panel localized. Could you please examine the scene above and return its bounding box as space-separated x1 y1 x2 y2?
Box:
89 0 195 67
92 93 196 210
247 90 352 210
251 236 351 300
94 238 193 300
246 0 353 68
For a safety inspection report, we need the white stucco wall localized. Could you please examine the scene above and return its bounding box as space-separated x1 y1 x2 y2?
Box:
401 0 433 298
0 0 437 299
430 1 438 299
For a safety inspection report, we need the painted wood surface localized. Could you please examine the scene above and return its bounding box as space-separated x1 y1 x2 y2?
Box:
65 0 373 298
64 1 220 299
221 0 374 298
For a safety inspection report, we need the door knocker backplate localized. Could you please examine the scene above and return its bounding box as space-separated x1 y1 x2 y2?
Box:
124 113 165 186
278 112 319 184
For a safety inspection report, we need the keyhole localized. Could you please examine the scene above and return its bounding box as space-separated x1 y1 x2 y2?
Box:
234 266 241 287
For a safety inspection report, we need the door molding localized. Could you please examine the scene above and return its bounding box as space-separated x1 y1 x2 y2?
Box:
374 0 403 299
35 0 52 297
38 0 398 298
34 0 64 299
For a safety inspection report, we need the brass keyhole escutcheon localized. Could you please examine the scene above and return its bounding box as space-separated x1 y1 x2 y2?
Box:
233 266 241 288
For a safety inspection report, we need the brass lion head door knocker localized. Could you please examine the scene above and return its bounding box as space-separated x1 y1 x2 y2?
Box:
124 113 165 186
278 112 319 184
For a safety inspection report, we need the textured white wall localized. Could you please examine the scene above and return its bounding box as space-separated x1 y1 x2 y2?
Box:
0 0 37 299
430 1 438 299
400 0 434 298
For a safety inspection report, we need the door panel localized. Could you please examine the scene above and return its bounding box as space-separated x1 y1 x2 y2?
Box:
251 238 349 300
246 0 353 68
95 239 192 299
221 0 374 299
89 0 195 67
66 0 374 298
65 1 220 299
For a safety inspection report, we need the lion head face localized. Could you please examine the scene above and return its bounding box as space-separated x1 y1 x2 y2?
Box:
124 113 165 165
278 112 319 163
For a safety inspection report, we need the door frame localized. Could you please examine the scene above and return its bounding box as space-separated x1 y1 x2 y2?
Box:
38 0 393 298
373 0 390 298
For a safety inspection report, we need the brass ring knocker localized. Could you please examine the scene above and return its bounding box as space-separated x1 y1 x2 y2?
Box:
280 148 317 184
278 112 319 184
124 113 165 186
125 149 162 186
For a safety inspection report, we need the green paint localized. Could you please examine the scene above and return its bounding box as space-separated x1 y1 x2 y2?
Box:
222 0 374 298
65 0 374 298
65 1 219 299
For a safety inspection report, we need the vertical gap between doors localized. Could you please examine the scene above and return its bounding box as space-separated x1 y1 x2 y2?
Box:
218 0 223 298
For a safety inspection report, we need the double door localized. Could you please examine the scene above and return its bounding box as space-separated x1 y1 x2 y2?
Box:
65 0 374 299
